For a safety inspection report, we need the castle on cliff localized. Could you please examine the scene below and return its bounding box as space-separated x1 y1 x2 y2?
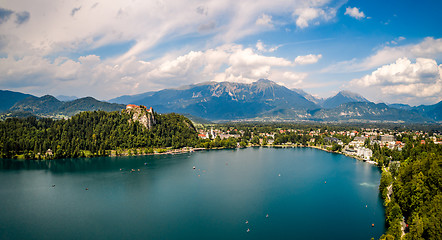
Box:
125 104 155 129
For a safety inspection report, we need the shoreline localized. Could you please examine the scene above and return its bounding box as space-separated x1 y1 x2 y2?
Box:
6 144 378 167
5 144 379 167
113 144 379 168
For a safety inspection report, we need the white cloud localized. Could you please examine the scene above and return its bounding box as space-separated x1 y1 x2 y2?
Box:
294 54 322 65
324 37 442 73
358 37 442 70
349 58 442 105
256 14 273 27
0 0 342 99
140 45 309 92
255 40 280 52
256 40 266 52
274 72 308 88
293 6 337 29
386 36 406 45
0 43 309 98
0 0 336 60
0 54 157 98
344 7 365 19
149 44 293 84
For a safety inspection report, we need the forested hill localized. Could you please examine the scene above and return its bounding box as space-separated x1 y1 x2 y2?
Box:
0 111 198 159
3 95 125 119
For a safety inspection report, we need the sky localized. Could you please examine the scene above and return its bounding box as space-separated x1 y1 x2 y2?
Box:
0 0 441 106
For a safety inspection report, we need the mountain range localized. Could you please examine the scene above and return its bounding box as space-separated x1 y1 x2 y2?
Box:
1 79 440 122
0 90 34 113
109 79 441 122
112 80 317 120
1 94 124 119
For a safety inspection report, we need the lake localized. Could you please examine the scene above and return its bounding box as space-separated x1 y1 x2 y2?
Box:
0 147 385 239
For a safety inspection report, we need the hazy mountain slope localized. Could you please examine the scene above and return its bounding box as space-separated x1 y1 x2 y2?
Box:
56 95 78 101
388 103 413 111
7 95 124 118
10 95 64 115
412 101 442 121
0 90 34 113
292 88 324 105
313 102 430 122
57 97 125 116
389 101 442 121
322 90 369 108
108 91 156 104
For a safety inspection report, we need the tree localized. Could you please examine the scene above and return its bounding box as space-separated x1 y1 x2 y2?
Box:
262 137 268 146
406 213 424 240
251 136 260 145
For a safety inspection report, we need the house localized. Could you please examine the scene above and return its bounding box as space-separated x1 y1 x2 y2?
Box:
381 135 395 142
345 146 372 160
354 136 366 142
324 137 343 145
126 104 153 112
219 133 240 139
198 133 208 139
126 104 139 109
46 149 53 156
356 147 372 160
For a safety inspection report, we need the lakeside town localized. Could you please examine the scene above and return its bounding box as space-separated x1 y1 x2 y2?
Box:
93 121 442 172
193 125 441 164
9 104 441 166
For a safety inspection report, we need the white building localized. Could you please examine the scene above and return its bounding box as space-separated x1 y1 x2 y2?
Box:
356 147 373 160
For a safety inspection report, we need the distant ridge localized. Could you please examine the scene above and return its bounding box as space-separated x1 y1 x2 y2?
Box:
2 81 440 122
322 90 369 109
6 95 125 118
292 88 324 105
314 102 429 122
109 79 439 122
109 91 156 104
56 95 78 101
0 90 34 113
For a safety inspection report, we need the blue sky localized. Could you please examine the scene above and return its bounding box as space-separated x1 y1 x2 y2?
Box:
0 0 441 105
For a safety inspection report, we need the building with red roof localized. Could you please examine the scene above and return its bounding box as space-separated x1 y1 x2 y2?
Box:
126 104 139 109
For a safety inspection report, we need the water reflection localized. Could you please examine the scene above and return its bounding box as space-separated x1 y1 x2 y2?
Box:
359 182 379 188
0 155 189 172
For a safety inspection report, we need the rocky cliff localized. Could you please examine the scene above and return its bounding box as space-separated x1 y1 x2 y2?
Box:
124 106 156 129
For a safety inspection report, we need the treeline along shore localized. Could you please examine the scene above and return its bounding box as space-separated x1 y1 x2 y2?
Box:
0 110 198 160
1 110 441 239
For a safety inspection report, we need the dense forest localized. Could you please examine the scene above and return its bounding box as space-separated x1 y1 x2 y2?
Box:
378 140 442 240
0 111 198 159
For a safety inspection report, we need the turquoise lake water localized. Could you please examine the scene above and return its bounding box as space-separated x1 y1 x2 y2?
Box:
0 147 385 239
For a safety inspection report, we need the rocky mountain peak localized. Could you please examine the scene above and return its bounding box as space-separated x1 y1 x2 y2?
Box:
337 90 368 102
